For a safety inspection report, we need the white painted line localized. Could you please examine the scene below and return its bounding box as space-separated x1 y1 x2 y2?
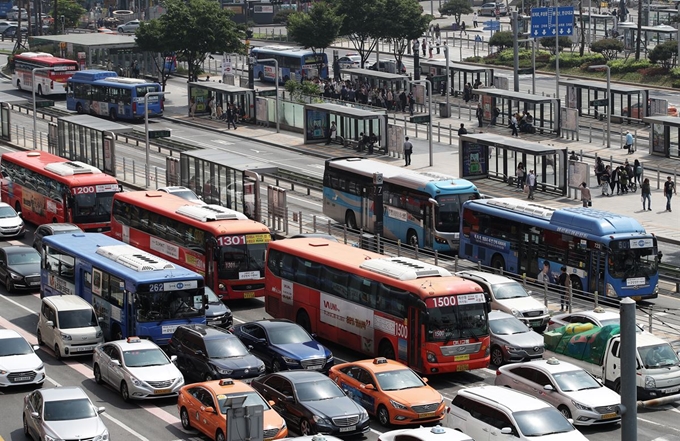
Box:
0 293 39 316
638 416 680 433
100 413 150 441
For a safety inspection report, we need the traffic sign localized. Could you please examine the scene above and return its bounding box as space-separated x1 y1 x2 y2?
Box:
148 129 171 139
410 115 431 124
589 99 609 107
531 7 574 39
35 100 54 108
483 20 500 30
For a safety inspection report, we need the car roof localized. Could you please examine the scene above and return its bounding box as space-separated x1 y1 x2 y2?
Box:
201 378 258 395
251 319 297 330
348 358 411 373
3 246 37 254
553 308 620 321
158 186 192 192
179 324 234 340
488 310 517 320
383 426 473 441
273 371 328 382
109 338 160 351
0 328 22 339
43 295 94 311
503 358 583 375
455 270 517 285
39 386 90 401
459 385 551 411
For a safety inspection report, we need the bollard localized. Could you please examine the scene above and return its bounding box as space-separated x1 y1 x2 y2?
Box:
522 273 527 288
397 239 401 257
657 168 661 190
437 122 440 143
313 214 317 232
123 157 127 182
543 281 548 307
468 105 472 121
154 166 158 185
477 260 482 271
414 245 419 260
327 219 332 235
449 123 452 145
568 285 573 313
132 161 136 184
434 250 438 266
404 118 407 137
343 224 347 243
415 123 418 137
458 101 461 118
648 305 653 334
594 290 598 308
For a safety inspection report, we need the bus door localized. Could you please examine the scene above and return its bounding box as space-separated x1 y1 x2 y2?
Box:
407 307 422 371
590 247 606 295
207 239 217 291
361 186 374 230
519 229 540 276
126 292 135 338
423 204 433 248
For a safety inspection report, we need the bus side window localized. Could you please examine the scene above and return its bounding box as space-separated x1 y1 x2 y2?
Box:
267 249 281 277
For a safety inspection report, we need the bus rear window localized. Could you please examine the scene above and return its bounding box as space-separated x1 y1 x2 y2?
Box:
135 85 159 97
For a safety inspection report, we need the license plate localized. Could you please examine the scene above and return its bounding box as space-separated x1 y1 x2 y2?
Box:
14 376 31 382
75 346 92 352
665 387 679 394
602 412 618 420
306 365 321 370
419 412 436 418
154 388 171 395
456 364 470 372
454 354 470 362
339 426 356 432
531 320 542 327
243 292 255 299
29 281 40 286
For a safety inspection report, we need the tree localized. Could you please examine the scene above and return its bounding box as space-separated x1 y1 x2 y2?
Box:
649 40 677 69
273 9 295 25
135 0 245 86
383 0 431 72
539 36 571 55
60 0 86 29
635 0 642 60
590 38 624 62
439 0 472 25
135 20 173 90
287 2 343 75
489 31 514 51
578 0 585 56
329 0 389 68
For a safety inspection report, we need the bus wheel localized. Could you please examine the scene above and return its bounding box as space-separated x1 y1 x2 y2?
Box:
52 218 58 223
490 254 505 271
296 310 312 333
345 211 357 229
569 275 583 292
37 85 43 96
109 109 117 121
76 103 84 114
407 230 419 248
379 340 396 360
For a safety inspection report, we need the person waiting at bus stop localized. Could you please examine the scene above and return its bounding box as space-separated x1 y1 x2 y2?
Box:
558 266 571 311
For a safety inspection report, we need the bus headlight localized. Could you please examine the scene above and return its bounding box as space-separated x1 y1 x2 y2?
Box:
606 283 617 298
426 351 438 363
218 283 226 290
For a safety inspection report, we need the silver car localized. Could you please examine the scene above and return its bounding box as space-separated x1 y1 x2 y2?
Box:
479 2 507 16
93 336 184 401
117 19 140 33
23 386 108 441
547 306 644 333
489 311 544 366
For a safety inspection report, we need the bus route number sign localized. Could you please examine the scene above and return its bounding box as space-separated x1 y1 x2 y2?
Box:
217 234 270 246
72 184 119 195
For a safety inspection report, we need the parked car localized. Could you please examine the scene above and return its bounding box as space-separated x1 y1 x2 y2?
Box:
231 319 334 373
623 102 678 118
337 54 362 69
455 271 549 331
177 378 288 441
0 20 17 33
0 245 40 292
23 386 108 441
3 24 27 37
547 306 644 332
479 2 507 16
166 324 264 383
329 357 446 426
204 286 233 328
32 223 82 255
0 329 45 388
117 19 140 33
97 27 114 34
495 358 622 425
251 371 370 437
157 186 204 204
368 60 407 74
378 426 474 441
488 310 544 366
6 6 27 20
0 202 26 239
92 336 184 401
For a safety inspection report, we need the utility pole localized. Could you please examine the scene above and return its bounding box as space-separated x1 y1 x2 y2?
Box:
512 11 519 92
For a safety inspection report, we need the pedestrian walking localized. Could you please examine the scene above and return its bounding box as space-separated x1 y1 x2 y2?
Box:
641 178 652 211
633 159 643 185
624 130 634 154
473 11 479 27
580 182 592 207
558 266 571 311
206 95 214 119
460 21 467 36
516 162 525 190
189 97 196 119
457 123 468 136
326 121 337 145
226 104 237 129
664 176 676 212
476 103 483 127
526 169 536 200
408 92 415 117
595 157 604 185
618 166 629 194
421 39 427 55
510 114 519 137
601 165 611 196
611 165 620 194
403 136 413 166
428 42 433 58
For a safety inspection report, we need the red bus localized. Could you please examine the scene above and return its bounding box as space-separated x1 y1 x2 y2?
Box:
111 191 271 300
265 238 491 375
11 52 79 96
0 151 121 231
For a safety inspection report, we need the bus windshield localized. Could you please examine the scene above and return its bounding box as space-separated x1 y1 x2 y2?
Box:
609 240 658 279
435 193 478 233
135 288 204 322
72 192 116 224
426 302 488 342
219 241 267 280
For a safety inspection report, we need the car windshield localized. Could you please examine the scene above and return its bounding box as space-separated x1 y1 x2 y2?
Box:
0 336 32 356
219 241 267 281
269 325 312 345
7 251 39 265
206 337 249 358
43 398 96 421
0 206 17 218
58 309 98 329
206 287 221 304
218 391 269 413
426 300 489 342
514 408 574 436
553 369 602 392
375 369 426 391
639 343 680 369
123 348 169 367
493 282 529 299
490 317 529 335
296 379 345 401
135 288 205 322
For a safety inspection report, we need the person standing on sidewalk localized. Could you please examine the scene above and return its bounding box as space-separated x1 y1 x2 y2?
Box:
558 266 571 311
325 121 337 145
633 159 643 185
403 137 413 166
526 169 536 200
624 130 634 154
580 182 592 207
516 162 525 190
664 176 676 212
476 103 484 127
473 11 479 27
510 113 519 137
641 178 652 211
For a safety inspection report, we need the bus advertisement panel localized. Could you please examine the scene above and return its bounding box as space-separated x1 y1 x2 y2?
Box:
0 151 121 231
41 232 205 345
66 70 163 121
459 198 660 299
11 52 79 95
111 191 271 300
252 46 328 83
265 238 490 375
323 157 480 252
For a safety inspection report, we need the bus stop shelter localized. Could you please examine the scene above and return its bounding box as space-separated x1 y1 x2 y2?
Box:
0 94 44 143
619 24 678 52
560 78 647 123
187 82 256 121
52 115 133 177
458 133 567 196
474 89 559 134
643 115 680 158
419 60 494 95
303 103 388 149
340 68 409 93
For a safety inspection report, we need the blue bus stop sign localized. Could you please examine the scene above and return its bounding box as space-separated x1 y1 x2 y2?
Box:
531 7 574 39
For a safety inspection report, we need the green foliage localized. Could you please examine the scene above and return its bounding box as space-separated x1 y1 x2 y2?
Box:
284 79 322 103
545 53 604 68
287 2 343 55
673 79 680 88
273 9 295 25
329 0 389 67
670 67 680 79
439 0 473 24
607 58 651 74
649 40 678 69
60 0 85 29
383 0 431 69
589 38 624 62
496 49 537 62
538 36 571 55
488 31 513 50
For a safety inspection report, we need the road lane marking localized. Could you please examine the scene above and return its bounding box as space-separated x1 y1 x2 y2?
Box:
638 416 680 433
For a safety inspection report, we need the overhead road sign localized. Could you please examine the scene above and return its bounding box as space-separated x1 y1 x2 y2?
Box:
589 99 609 107
531 7 574 38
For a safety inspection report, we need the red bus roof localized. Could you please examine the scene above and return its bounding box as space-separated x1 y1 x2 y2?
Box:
113 191 271 236
268 238 483 298
14 53 78 66
1 151 118 186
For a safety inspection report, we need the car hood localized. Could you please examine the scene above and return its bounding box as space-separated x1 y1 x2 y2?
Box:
128 363 181 381
272 342 327 359
211 354 262 370
0 217 21 228
45 416 106 439
384 387 442 406
524 430 585 441
492 330 544 348
303 396 363 419
8 263 40 277
496 296 545 313
206 302 230 318
0 353 42 371
562 388 621 407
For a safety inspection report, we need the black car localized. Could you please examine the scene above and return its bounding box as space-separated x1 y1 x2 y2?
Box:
205 286 233 328
231 320 333 373
0 245 41 292
252 371 370 437
32 223 82 255
166 324 265 383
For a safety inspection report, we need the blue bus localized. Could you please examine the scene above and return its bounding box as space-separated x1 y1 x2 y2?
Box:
459 198 660 300
252 45 328 83
323 157 480 252
0 1 12 18
66 70 163 121
41 232 205 345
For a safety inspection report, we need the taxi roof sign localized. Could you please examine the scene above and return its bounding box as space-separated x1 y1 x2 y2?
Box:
219 379 235 386
431 426 447 434
127 336 142 343
373 357 388 364
546 357 560 365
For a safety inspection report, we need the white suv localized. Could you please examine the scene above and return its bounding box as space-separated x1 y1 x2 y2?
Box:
448 385 588 441
37 295 104 360
455 271 549 331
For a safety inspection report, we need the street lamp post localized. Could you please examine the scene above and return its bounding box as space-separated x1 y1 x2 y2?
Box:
409 79 433 167
589 64 610 149
32 67 52 150
257 58 279 133
145 91 170 188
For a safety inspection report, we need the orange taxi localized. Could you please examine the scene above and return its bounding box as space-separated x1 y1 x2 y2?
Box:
177 378 288 441
328 358 446 426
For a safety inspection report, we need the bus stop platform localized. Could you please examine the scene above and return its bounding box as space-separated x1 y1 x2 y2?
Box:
643 115 680 158
559 78 647 124
187 82 256 121
303 103 388 153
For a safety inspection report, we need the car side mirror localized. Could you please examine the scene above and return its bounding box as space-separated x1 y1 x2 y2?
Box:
268 400 276 406
195 350 206 357
257 338 266 345
97 407 106 415
111 359 121 366
247 345 253 351
204 406 216 413
363 384 375 390
501 428 512 435
17 211 21 217
31 411 39 419
284 396 295 403
170 355 178 362
98 317 104 322
543 384 554 391
32 345 39 351
205 305 210 310
46 320 54 328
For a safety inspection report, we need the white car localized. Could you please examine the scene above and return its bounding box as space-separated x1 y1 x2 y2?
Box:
495 358 622 426
547 306 644 332
23 386 108 441
117 19 140 33
0 329 45 388
455 271 549 331
0 20 17 33
157 186 205 204
479 2 507 16
336 54 361 69
6 7 27 20
0 201 25 238
93 336 184 401
378 426 473 441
